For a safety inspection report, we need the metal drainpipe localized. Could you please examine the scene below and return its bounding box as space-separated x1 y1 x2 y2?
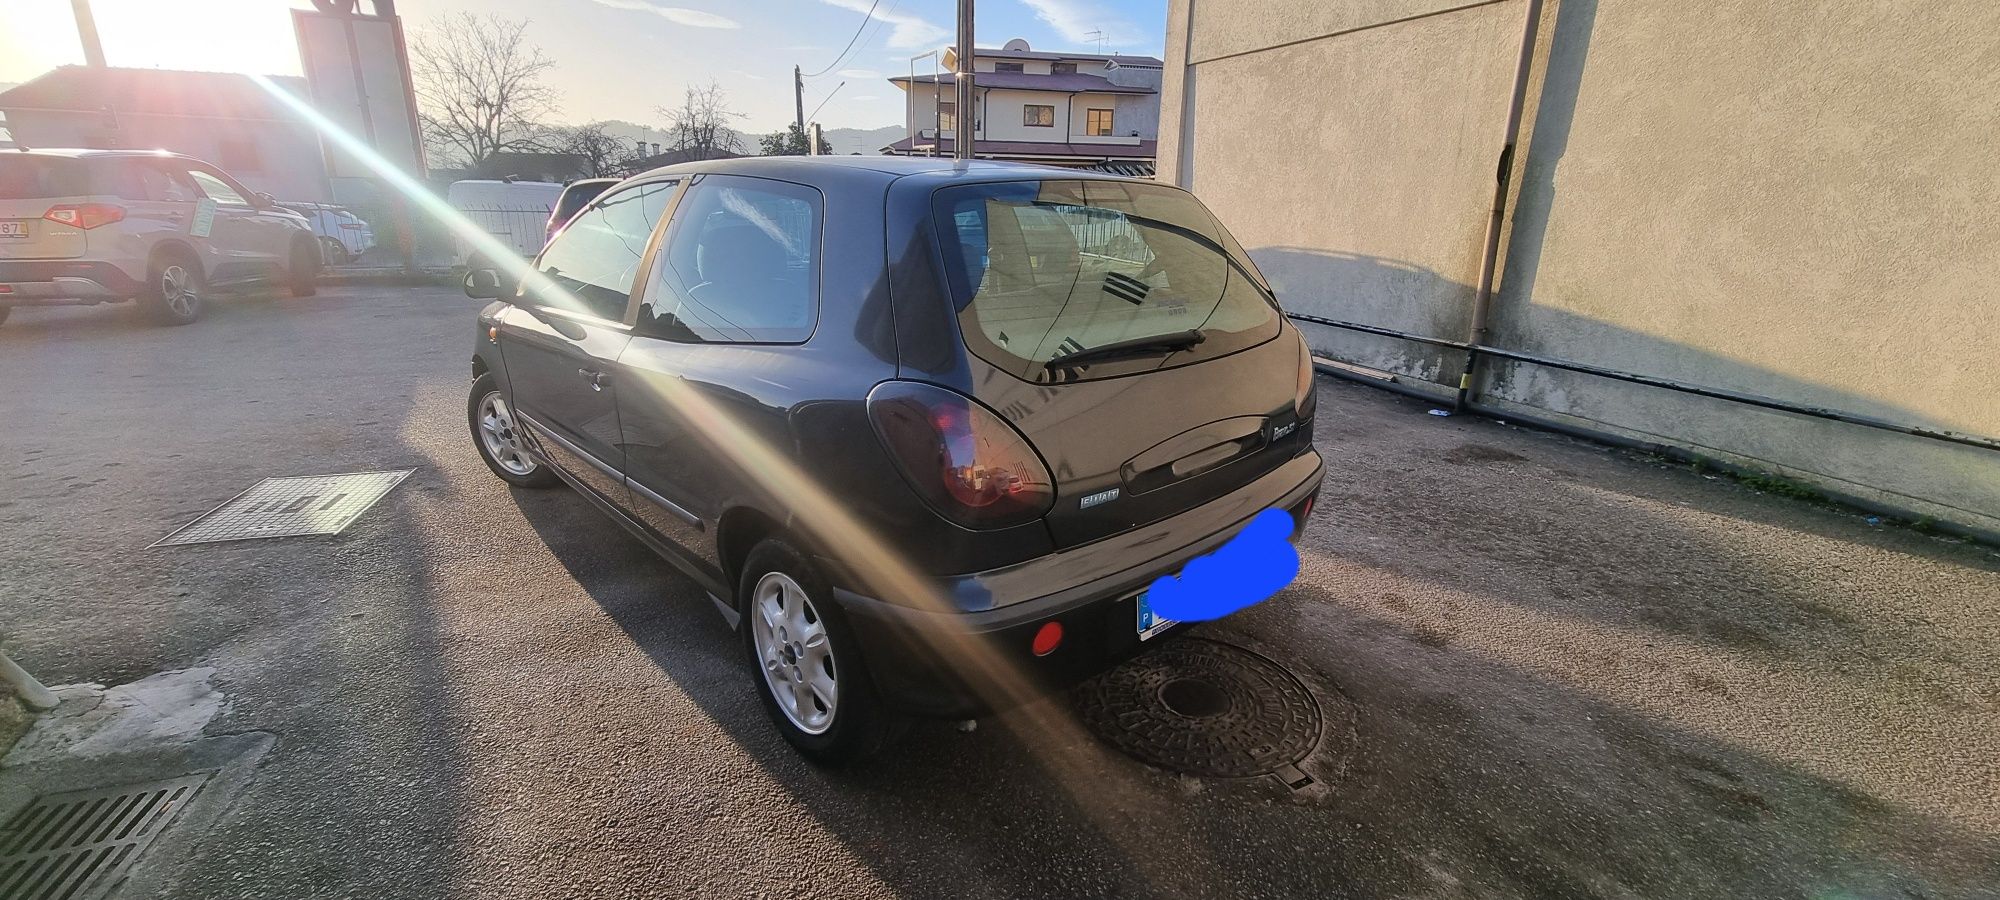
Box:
1454 0 1547 411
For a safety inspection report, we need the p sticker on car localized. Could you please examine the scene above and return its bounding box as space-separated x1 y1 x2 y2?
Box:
191 198 217 238
1145 508 1300 623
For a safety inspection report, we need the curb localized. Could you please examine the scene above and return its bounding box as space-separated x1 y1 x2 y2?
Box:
320 269 456 287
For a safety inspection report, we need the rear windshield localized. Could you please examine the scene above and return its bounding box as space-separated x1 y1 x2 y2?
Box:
934 180 1280 382
553 182 613 224
0 156 148 200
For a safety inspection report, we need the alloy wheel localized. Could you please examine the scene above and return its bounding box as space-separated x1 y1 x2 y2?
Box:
476 391 538 476
751 571 838 734
160 265 196 317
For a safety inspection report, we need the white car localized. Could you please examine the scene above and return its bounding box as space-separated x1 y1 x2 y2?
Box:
0 148 320 326
284 202 375 265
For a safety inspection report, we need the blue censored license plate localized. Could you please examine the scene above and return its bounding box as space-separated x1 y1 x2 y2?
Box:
1136 592 1175 641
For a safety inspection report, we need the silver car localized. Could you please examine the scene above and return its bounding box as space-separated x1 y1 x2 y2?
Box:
0 148 320 327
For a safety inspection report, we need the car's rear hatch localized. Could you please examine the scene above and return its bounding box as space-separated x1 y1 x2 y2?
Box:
931 178 1307 550
0 156 101 260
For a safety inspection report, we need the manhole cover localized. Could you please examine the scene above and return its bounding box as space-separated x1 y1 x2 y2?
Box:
0 774 208 900
153 469 414 546
1074 638 1322 778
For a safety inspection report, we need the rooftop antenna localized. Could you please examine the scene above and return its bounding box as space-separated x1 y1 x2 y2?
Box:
1085 29 1107 53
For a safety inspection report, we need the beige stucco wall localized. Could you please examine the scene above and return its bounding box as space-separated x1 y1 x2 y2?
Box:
1160 0 2000 533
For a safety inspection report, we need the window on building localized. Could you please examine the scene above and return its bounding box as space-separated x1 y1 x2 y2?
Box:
645 175 821 343
529 180 678 322
938 101 957 132
1024 105 1056 127
1052 62 1077 75
1086 108 1115 136
218 138 262 173
994 62 1025 73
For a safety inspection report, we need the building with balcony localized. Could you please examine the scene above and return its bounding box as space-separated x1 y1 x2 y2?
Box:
884 39 1162 174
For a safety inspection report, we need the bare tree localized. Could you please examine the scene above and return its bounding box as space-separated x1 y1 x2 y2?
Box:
657 82 747 158
544 123 627 177
410 13 558 167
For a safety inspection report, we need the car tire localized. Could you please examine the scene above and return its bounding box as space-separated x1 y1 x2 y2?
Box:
468 372 558 488
140 252 203 326
739 538 903 764
320 236 350 266
288 238 320 297
0 306 10 327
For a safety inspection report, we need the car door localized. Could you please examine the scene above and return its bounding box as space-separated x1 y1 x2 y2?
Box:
181 165 277 284
500 178 680 508
616 175 825 574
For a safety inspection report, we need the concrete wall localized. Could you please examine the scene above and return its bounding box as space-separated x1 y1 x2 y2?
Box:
1160 0 2000 534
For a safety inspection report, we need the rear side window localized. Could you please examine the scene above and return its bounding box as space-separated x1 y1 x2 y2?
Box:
642 175 820 344
529 179 678 321
0 157 90 199
0 157 169 200
933 180 1280 382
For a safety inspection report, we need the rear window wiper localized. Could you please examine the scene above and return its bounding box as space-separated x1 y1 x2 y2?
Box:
1045 330 1206 371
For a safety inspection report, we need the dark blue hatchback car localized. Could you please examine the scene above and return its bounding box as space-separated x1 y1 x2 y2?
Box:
464 156 1322 762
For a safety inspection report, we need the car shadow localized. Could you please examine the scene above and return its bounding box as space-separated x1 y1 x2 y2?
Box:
506 449 2000 897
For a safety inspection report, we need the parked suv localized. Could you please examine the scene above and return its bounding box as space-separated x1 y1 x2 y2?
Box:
0 149 320 327
463 157 1323 761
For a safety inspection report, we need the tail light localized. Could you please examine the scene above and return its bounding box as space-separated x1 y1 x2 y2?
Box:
867 381 1055 529
44 203 126 230
1294 330 1318 418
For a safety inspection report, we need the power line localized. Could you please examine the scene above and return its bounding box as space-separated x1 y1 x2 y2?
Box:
802 0 883 78
807 82 847 122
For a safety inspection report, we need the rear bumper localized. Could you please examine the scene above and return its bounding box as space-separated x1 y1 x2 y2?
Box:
0 260 143 305
822 449 1325 717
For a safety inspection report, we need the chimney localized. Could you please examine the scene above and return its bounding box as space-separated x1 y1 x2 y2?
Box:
636 139 648 156
651 142 661 156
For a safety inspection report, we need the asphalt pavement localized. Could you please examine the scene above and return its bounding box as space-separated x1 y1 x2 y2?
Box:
1 286 1995 899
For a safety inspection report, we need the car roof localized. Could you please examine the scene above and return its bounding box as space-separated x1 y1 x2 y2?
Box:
627 154 1153 189
4 147 198 161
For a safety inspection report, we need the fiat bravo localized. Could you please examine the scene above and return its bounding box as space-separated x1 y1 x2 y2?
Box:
463 156 1322 761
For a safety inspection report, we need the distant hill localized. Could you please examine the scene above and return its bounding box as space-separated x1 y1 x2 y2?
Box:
822 125 903 156
575 119 901 157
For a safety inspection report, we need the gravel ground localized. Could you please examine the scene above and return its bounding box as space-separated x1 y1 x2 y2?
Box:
1 286 1995 899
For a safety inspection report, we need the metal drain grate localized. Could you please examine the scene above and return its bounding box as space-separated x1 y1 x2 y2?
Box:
0 774 209 900
1074 638 1324 779
153 470 414 546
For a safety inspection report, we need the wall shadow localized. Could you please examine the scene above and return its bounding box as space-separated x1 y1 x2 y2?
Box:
1254 243 1998 527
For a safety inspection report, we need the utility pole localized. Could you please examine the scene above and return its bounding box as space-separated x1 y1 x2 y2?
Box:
794 65 807 141
71 0 107 67
953 0 975 160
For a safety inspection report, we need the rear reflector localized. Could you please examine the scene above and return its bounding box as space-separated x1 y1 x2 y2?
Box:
1031 621 1064 657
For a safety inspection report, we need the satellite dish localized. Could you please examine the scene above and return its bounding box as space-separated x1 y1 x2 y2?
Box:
1001 38 1032 52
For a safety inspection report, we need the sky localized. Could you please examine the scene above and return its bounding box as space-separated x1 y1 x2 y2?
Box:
0 0 1168 135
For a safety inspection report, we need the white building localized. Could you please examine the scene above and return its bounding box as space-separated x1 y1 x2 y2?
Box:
884 39 1162 173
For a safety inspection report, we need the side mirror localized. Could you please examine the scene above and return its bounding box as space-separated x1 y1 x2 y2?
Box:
254 191 279 209
463 268 505 299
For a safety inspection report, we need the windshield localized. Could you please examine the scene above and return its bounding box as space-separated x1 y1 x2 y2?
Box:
933 179 1280 382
